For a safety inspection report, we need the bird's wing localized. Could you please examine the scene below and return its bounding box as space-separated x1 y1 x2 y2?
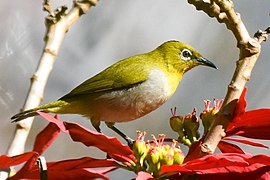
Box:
60 55 151 99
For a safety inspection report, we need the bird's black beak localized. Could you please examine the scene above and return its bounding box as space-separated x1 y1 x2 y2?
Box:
196 57 217 69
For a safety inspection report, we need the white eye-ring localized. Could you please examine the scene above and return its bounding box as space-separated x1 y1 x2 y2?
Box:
180 48 192 61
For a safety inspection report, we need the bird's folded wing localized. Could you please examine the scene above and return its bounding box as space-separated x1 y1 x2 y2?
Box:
60 56 151 99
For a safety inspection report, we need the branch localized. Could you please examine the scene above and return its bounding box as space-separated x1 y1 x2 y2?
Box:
6 0 98 166
0 2 98 179
187 0 269 155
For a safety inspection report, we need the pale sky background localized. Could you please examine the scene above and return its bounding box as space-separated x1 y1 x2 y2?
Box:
0 0 269 179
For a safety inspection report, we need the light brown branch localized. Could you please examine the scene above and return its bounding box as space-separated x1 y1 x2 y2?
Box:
6 0 99 161
187 0 269 156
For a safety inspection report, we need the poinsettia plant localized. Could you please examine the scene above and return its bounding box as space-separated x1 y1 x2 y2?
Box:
1 88 270 179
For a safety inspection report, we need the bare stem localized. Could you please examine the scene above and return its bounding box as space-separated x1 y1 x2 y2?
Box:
6 0 99 158
187 0 269 155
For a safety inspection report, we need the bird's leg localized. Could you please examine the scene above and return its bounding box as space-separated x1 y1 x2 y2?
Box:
90 119 113 159
90 119 101 133
105 122 134 148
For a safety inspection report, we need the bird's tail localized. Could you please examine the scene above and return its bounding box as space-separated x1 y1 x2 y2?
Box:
11 108 40 122
11 100 68 122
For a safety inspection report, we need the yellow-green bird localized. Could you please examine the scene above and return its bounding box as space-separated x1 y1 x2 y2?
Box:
12 40 216 140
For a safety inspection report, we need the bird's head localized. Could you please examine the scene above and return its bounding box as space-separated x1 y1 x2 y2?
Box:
157 40 217 73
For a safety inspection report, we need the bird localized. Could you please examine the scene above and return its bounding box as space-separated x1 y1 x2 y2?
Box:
11 40 216 143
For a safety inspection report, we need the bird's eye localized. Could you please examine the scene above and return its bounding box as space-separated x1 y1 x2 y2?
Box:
180 49 192 61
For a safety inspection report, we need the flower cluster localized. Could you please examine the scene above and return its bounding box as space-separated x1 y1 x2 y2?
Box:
169 108 200 146
200 99 223 134
133 132 184 177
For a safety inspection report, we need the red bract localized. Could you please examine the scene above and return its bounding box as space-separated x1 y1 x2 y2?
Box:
32 122 61 154
184 140 203 162
136 171 156 180
5 112 136 179
36 111 67 132
233 87 247 119
226 88 270 140
218 140 245 154
12 157 119 180
223 137 268 149
215 88 269 152
161 153 270 179
227 109 270 140
65 122 135 163
218 137 268 154
37 111 135 163
9 120 61 180
47 157 120 169
0 152 37 169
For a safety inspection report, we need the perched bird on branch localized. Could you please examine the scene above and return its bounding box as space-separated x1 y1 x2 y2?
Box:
11 40 216 143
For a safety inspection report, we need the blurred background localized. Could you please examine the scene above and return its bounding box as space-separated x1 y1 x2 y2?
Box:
0 0 269 179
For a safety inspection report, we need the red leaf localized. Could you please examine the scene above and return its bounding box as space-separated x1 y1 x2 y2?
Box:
233 87 247 118
32 122 61 155
161 153 270 177
37 111 67 133
223 137 268 148
196 166 270 180
184 139 203 162
15 166 115 180
46 167 115 180
136 171 156 180
0 152 36 169
36 112 136 163
48 168 112 180
48 157 121 170
161 164 191 174
45 157 120 180
10 157 120 180
227 109 270 139
226 87 270 140
218 141 245 154
64 122 135 163
9 153 39 180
